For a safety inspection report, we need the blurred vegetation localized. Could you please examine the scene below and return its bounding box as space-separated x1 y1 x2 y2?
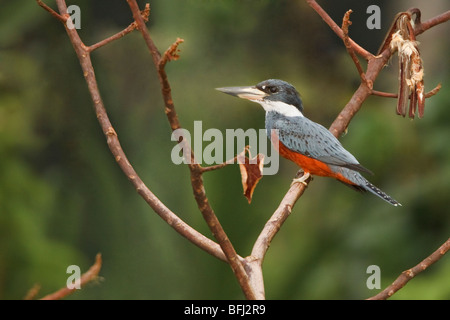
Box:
0 0 449 299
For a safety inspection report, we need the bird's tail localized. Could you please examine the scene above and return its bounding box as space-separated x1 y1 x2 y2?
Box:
331 165 402 206
362 181 401 206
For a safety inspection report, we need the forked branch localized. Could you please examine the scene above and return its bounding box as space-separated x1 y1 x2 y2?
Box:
37 0 227 265
36 0 449 300
305 0 449 300
125 0 257 299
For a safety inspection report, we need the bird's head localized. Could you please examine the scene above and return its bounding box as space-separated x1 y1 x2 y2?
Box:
216 79 304 117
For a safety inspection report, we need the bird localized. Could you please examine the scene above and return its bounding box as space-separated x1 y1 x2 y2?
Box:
216 79 401 206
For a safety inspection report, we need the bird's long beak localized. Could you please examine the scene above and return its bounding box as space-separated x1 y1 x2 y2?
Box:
216 86 267 101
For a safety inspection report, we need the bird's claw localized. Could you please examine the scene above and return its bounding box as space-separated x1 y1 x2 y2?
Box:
291 172 311 187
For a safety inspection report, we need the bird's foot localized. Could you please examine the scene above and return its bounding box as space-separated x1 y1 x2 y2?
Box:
291 172 311 187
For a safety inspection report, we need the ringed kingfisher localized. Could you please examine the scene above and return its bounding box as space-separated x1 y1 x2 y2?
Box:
216 79 401 206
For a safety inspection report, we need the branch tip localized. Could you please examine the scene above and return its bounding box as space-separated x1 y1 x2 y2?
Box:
36 0 66 23
368 238 450 300
341 9 367 84
39 253 102 300
159 38 185 69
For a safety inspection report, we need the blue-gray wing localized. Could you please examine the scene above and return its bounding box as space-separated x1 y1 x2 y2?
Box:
267 114 372 174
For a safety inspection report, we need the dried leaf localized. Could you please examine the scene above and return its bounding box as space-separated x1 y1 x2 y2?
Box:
378 12 409 55
386 12 426 119
237 148 265 203
397 59 409 116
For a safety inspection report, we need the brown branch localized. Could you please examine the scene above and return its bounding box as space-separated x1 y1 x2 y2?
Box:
200 145 262 174
244 2 449 299
305 0 392 138
37 0 227 264
40 253 102 300
241 7 385 293
243 171 311 299
23 284 41 300
39 0 252 299
159 37 184 69
37 0 66 23
88 25 137 52
200 154 241 173
308 2 447 130
305 0 373 59
306 2 450 300
368 238 450 300
199 160 233 173
371 90 398 98
126 1 182 134
88 4 150 52
37 0 449 300
424 84 442 98
372 83 442 99
125 0 256 300
342 10 368 84
189 166 257 299
251 175 310 262
414 10 450 36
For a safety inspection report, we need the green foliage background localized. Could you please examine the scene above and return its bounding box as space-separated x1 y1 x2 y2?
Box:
0 0 449 299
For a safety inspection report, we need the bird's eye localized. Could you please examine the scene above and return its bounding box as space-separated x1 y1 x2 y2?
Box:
268 86 278 93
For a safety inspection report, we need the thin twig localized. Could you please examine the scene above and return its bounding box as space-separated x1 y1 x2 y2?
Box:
372 83 442 99
305 0 373 60
414 10 450 36
88 23 138 52
23 284 41 300
424 83 442 98
368 238 450 300
342 10 368 85
200 155 240 173
88 4 150 52
37 0 66 23
371 90 398 98
159 37 184 69
40 254 102 300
